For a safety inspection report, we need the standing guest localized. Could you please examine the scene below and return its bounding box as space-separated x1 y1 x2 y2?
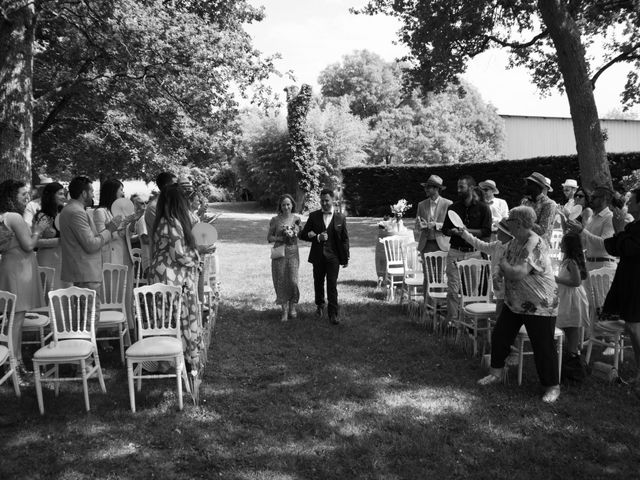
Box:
570 187 616 271
299 188 350 325
23 174 55 228
129 193 151 274
479 179 509 235
441 175 492 326
34 182 66 288
560 179 579 217
148 184 202 371
521 172 557 244
144 171 177 253
59 177 121 314
570 188 640 385
460 218 514 317
268 194 302 322
94 179 135 325
554 232 589 380
0 179 51 377
414 175 452 254
572 189 593 226
478 206 561 403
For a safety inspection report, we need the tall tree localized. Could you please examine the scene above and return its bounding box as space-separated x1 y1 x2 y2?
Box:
358 1 640 189
0 0 35 183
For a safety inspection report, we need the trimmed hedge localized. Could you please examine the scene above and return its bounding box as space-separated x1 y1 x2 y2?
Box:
341 153 640 217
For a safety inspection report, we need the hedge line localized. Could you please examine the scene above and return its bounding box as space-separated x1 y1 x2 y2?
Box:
341 153 640 217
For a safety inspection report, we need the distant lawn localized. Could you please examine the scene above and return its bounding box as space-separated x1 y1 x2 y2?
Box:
1 202 640 479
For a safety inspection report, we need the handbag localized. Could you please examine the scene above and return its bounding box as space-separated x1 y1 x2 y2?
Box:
270 244 285 259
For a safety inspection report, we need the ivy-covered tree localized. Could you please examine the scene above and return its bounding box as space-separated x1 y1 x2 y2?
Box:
357 1 640 189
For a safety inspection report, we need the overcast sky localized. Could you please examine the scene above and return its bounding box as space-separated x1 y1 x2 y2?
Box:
246 0 634 118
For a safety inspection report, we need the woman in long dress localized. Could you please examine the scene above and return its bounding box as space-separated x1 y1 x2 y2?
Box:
267 194 301 322
149 184 202 371
0 180 50 377
34 182 66 289
93 179 135 327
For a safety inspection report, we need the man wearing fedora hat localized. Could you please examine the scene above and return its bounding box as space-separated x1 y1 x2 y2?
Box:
23 174 55 228
415 175 452 255
479 180 508 235
560 178 579 217
521 172 557 244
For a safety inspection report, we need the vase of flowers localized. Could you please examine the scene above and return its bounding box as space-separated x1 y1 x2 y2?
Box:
378 199 412 233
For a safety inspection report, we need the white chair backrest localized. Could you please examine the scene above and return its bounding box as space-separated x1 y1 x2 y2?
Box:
380 235 406 268
37 266 55 306
589 266 616 309
423 251 448 291
102 263 128 309
48 287 97 343
133 283 182 340
549 229 563 251
130 248 146 288
0 290 16 348
457 258 493 304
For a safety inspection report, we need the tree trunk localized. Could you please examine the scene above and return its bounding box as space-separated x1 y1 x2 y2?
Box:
538 0 612 191
0 1 35 184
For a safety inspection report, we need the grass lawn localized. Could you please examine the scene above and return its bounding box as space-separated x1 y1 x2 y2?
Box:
1 201 640 479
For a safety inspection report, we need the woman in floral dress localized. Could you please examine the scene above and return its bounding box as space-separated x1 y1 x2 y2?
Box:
268 194 301 322
149 184 202 370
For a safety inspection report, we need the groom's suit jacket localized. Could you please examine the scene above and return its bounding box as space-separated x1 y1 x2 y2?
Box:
299 210 350 265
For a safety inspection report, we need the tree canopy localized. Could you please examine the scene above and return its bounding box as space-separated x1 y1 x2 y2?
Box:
357 0 640 189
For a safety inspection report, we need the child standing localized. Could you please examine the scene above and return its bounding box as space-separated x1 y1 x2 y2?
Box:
555 232 589 380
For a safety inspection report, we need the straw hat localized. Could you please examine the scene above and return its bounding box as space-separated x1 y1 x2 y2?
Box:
561 179 578 189
420 174 446 190
525 172 553 192
479 180 499 194
36 174 54 187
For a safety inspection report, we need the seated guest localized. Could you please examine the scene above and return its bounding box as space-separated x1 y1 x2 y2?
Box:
478 206 561 403
0 179 51 378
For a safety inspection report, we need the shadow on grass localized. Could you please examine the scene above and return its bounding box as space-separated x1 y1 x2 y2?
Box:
2 299 640 479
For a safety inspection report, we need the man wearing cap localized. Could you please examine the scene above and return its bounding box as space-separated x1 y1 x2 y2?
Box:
521 172 557 244
23 174 54 228
414 175 452 254
479 180 508 235
441 175 492 325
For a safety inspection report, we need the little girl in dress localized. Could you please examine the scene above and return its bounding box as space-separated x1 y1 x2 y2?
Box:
555 232 589 377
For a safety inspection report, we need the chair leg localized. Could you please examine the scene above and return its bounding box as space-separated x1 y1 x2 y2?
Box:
10 358 21 397
585 339 593 365
176 357 184 411
80 359 90 412
34 361 45 415
94 352 106 393
54 365 60 397
517 340 524 386
119 326 126 365
557 336 563 382
39 326 45 347
613 335 621 371
127 359 136 413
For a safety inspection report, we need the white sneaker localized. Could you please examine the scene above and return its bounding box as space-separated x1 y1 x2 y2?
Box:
478 373 502 385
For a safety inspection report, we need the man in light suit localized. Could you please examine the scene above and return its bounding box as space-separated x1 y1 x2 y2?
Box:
60 177 121 311
299 188 350 325
414 175 452 254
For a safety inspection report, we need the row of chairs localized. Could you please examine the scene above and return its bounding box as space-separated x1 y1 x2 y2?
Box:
379 235 622 381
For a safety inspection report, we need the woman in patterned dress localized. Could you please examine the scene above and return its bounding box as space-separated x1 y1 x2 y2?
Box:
267 194 301 322
149 184 202 370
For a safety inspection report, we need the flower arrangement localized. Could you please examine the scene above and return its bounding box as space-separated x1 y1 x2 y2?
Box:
282 218 302 243
378 199 412 231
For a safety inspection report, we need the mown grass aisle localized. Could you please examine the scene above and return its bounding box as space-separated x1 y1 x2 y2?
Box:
1 202 639 479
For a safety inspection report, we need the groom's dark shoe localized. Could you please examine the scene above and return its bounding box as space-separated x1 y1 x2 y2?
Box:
329 314 340 325
315 305 325 318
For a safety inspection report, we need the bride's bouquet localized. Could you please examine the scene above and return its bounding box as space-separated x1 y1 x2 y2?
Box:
282 219 301 243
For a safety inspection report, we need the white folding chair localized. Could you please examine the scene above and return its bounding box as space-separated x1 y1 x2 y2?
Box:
23 266 55 347
400 242 424 319
379 235 407 301
456 258 496 356
0 291 21 397
98 263 131 364
510 325 564 385
126 283 191 412
32 287 107 415
585 267 625 369
422 251 448 333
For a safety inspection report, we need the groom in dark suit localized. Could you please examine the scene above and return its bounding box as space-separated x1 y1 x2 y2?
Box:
299 188 350 324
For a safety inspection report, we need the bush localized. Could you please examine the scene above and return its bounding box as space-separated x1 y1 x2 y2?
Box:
342 152 640 216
